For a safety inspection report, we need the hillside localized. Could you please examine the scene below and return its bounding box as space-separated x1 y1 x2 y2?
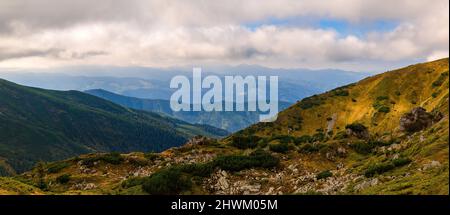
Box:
1 58 448 195
85 89 292 132
0 79 228 175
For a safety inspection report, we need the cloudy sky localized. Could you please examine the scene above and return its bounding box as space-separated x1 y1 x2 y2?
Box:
0 0 448 72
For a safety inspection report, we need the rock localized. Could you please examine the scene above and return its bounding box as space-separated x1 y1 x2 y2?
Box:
400 107 440 133
337 147 347 156
354 178 378 191
265 187 275 195
423 160 441 170
346 124 369 139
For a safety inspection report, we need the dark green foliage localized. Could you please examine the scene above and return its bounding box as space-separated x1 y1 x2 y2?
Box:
294 135 312 145
121 177 146 188
47 162 70 174
333 131 348 140
178 163 215 177
213 150 279 172
230 135 259 149
333 90 349 96
364 157 411 177
350 140 393 155
316 170 333 180
269 142 289 153
270 135 294 144
298 143 326 153
376 96 389 101
257 139 269 148
299 95 323 109
345 123 367 133
139 149 279 194
364 163 395 177
432 71 449 87
311 132 326 142
142 167 191 195
144 152 160 161
378 106 391 113
392 157 411 167
56 174 71 184
431 91 440 98
81 152 124 167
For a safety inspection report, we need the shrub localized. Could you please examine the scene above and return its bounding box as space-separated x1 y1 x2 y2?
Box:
230 135 259 149
376 96 389 101
294 135 312 145
364 157 411 177
299 95 323 109
311 132 326 142
316 170 333 180
47 162 70 174
298 143 326 153
392 158 411 167
350 140 393 155
364 163 395 177
56 174 71 184
121 177 146 188
333 131 348 140
270 135 294 144
378 106 391 113
144 152 160 161
345 123 367 133
213 150 279 172
81 152 124 166
269 142 289 153
333 90 349 96
142 167 191 195
432 71 449 87
257 139 268 148
178 163 215 177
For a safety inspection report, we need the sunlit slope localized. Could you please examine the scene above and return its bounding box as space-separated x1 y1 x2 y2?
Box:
246 58 448 137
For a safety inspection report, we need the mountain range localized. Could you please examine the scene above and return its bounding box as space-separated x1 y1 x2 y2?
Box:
85 89 292 132
0 65 369 103
0 58 448 195
0 79 228 175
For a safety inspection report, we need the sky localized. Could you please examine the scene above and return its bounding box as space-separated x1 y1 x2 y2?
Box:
0 0 448 72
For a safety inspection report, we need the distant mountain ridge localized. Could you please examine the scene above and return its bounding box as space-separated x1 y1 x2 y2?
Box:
0 65 369 103
85 89 292 132
0 79 228 175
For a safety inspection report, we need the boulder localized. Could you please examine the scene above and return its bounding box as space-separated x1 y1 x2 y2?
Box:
345 123 369 139
399 107 441 133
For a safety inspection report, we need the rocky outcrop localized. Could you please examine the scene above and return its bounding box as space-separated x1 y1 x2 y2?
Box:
399 107 443 133
345 123 369 139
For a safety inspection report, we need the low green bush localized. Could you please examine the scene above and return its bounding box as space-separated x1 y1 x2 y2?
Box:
214 150 279 172
144 152 160 161
269 142 289 153
294 135 312 145
378 106 391 113
47 162 70 174
56 174 71 184
298 143 326 153
364 157 412 177
316 170 333 180
81 152 124 166
230 135 259 149
142 167 191 195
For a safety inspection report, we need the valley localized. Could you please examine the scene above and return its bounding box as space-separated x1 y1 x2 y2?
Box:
0 58 447 195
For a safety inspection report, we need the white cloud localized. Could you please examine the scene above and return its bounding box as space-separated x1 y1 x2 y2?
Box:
0 0 448 71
